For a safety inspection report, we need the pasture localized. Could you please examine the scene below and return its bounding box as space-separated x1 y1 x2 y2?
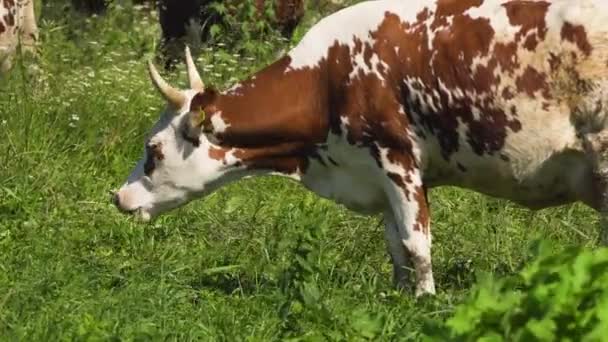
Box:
0 1 603 340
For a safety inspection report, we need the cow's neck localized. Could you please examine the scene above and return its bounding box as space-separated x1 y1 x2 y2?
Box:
211 56 330 176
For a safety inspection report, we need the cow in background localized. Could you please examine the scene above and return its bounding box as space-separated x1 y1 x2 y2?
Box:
158 0 304 69
0 0 38 73
69 0 155 15
70 0 106 15
271 0 304 37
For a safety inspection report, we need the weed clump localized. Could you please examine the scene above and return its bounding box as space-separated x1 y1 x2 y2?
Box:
425 242 608 341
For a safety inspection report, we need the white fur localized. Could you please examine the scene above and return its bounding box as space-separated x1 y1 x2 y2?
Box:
210 112 230 133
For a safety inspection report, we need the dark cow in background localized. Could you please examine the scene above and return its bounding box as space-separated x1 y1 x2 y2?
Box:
69 0 154 15
269 0 304 37
158 0 304 69
0 0 38 73
70 0 106 15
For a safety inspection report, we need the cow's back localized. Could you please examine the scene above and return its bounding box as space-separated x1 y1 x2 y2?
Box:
290 0 608 209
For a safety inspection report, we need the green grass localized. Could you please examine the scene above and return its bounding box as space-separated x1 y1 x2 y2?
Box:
0 2 602 340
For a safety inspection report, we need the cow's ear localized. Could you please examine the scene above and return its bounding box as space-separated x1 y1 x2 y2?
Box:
189 88 219 130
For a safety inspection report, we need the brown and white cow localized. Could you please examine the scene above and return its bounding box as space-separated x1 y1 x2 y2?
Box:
115 0 608 296
0 0 37 73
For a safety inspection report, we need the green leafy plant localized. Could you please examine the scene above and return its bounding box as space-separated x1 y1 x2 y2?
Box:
424 241 608 341
205 0 285 58
273 196 387 341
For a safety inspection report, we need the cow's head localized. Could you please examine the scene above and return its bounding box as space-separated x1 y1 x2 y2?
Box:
113 48 239 221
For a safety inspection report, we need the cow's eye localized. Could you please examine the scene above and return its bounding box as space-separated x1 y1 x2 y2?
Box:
181 129 200 147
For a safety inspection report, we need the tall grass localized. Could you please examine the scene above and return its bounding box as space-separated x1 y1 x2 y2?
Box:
0 1 601 340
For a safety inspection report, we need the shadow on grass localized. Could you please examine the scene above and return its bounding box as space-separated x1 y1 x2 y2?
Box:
189 272 276 296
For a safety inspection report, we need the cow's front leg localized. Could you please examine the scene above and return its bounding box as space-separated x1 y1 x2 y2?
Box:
382 162 435 296
383 212 410 289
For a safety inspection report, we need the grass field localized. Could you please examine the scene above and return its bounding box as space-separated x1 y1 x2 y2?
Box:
0 2 603 340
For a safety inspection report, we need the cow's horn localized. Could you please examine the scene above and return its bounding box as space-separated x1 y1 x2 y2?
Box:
148 60 186 109
185 46 204 91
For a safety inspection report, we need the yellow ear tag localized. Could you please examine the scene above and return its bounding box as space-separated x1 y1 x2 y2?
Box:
198 108 206 123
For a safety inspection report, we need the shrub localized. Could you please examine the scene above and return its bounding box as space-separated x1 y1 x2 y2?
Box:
424 241 608 341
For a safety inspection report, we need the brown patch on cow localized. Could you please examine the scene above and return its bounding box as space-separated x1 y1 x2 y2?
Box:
473 62 499 93
3 0 15 9
369 6 526 159
213 56 329 151
548 53 561 72
435 0 482 17
209 147 227 161
523 34 539 51
501 87 514 100
387 172 406 189
493 42 519 73
195 40 346 175
412 185 430 235
516 66 550 98
416 7 430 22
429 14 496 89
561 22 592 57
503 1 549 42
0 21 5 34
232 142 319 175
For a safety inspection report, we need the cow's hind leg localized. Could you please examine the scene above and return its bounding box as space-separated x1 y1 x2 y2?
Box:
381 156 435 296
583 131 608 245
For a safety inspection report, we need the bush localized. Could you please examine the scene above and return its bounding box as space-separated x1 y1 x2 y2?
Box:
424 241 608 341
